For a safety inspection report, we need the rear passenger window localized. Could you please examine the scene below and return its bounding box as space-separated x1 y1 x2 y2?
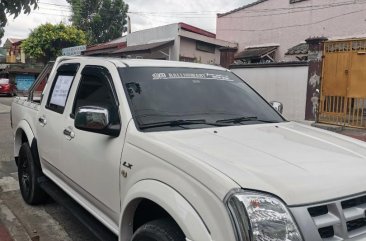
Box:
71 66 120 125
29 62 55 104
46 63 79 114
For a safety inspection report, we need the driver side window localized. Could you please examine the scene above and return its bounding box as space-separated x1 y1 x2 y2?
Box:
72 66 120 125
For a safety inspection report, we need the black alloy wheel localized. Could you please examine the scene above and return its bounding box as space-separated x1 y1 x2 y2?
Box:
18 143 47 204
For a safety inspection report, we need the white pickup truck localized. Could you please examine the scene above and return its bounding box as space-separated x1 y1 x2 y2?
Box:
11 56 366 241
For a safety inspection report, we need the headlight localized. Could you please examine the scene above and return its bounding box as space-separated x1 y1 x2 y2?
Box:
226 190 303 241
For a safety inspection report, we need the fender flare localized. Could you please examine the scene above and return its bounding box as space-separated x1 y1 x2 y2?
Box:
14 120 35 158
119 180 212 241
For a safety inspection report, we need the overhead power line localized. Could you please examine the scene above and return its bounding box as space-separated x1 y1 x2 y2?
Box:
38 2 71 8
38 0 366 20
33 0 366 33
217 8 366 32
38 0 366 15
128 0 366 19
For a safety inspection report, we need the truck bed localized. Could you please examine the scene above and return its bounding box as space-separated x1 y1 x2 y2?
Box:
11 97 41 141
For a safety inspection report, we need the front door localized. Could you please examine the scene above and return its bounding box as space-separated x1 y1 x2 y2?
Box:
61 64 124 226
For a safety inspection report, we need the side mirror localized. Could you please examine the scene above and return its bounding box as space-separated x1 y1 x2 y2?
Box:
74 106 120 137
269 101 284 114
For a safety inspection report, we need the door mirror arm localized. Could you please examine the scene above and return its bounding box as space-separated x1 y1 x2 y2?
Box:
269 101 284 114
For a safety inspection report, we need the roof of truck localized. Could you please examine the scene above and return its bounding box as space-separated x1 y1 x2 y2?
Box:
57 56 227 71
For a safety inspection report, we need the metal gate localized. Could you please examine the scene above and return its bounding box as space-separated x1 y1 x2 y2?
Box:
319 39 366 128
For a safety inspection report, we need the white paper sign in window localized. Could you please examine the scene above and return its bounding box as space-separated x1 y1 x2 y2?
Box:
50 75 74 107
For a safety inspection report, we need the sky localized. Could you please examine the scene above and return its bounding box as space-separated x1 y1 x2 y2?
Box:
1 0 255 45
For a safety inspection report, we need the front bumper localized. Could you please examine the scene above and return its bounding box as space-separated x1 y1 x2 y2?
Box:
0 89 13 95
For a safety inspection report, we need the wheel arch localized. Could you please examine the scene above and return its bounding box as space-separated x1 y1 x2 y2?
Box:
14 120 41 169
119 179 212 241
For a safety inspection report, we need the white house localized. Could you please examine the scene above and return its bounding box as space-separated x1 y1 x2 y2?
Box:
84 23 237 67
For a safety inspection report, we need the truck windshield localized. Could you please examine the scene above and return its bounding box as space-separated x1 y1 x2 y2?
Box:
119 67 285 131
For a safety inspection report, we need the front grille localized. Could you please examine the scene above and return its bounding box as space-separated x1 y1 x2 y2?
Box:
307 194 366 240
318 226 335 238
342 195 366 209
309 205 329 217
347 218 366 232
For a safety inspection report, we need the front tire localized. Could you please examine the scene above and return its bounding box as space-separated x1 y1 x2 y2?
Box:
132 219 185 241
18 143 47 205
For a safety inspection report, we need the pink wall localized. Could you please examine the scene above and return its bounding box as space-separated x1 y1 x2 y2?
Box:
217 0 366 60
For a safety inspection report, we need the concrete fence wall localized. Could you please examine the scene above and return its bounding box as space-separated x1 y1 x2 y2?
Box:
231 63 309 121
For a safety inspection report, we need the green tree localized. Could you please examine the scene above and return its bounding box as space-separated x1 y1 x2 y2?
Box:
67 0 128 44
22 23 86 63
0 0 38 42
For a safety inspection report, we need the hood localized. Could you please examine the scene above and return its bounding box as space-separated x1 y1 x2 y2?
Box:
145 122 366 206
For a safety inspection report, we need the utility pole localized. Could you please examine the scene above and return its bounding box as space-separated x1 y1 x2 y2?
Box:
127 16 131 34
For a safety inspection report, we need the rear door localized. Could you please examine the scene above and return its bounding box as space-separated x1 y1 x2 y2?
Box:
36 63 80 176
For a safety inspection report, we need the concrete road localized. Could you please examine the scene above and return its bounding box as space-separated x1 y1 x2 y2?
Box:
0 96 99 241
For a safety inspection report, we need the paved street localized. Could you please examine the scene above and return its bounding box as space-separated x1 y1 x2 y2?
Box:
0 97 98 241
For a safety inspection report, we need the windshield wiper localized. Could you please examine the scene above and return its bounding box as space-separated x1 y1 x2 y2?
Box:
139 119 230 130
216 116 277 124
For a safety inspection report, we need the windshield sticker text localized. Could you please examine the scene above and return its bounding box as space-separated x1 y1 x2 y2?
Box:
152 73 234 81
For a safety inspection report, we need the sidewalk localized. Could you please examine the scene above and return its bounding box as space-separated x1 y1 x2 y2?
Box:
0 104 11 114
312 122 366 142
337 128 366 142
0 201 32 241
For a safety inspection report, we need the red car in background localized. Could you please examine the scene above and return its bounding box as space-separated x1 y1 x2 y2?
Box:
0 78 16 96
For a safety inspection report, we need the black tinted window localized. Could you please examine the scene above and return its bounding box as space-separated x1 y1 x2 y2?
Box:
72 66 119 124
119 67 284 131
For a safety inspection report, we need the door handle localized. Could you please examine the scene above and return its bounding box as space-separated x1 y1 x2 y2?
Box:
63 128 75 139
38 117 47 126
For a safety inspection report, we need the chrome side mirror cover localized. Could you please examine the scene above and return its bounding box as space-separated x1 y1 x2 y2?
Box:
75 106 120 137
269 101 284 114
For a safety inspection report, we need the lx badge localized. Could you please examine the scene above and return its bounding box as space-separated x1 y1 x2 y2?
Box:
123 162 133 169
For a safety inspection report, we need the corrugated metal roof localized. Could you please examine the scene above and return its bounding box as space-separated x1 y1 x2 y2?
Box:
235 46 278 59
286 43 309 55
83 42 127 56
85 42 125 52
1 65 44 74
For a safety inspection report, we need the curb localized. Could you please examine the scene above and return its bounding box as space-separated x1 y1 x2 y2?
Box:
311 122 343 132
0 201 32 241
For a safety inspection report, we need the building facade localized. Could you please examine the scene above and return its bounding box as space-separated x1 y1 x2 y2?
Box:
217 0 366 63
1 38 44 93
84 23 237 67
3 38 26 64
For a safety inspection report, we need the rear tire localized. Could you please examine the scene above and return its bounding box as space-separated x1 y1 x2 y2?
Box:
18 143 47 205
132 219 185 241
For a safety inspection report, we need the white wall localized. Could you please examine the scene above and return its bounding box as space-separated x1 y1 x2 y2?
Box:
127 23 178 46
232 65 309 121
